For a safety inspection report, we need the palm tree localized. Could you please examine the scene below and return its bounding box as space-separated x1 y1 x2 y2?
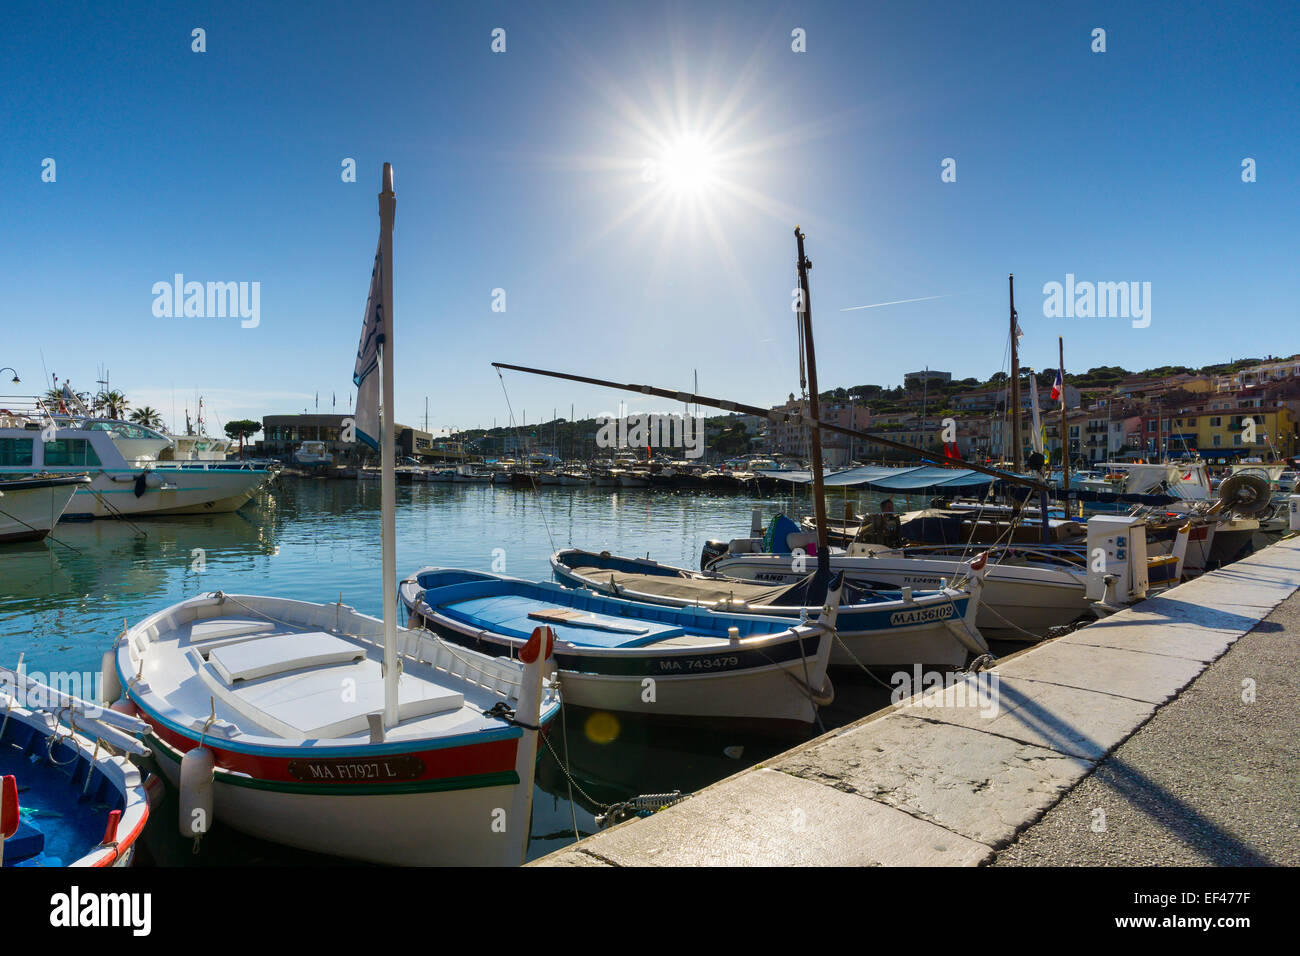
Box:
130 406 164 430
95 389 130 419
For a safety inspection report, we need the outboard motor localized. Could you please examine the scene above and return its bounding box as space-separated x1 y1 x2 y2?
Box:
700 539 730 571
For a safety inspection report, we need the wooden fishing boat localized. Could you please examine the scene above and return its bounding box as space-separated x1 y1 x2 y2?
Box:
401 568 839 732
109 592 558 865
1 665 151 867
96 164 563 866
550 548 988 668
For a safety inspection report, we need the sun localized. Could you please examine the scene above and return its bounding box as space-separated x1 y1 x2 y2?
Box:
658 135 719 196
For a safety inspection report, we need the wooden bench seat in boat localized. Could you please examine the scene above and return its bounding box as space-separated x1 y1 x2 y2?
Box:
208 631 364 683
438 595 683 649
569 566 796 606
189 629 465 739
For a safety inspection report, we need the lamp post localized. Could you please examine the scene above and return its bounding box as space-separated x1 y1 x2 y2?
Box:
0 368 19 385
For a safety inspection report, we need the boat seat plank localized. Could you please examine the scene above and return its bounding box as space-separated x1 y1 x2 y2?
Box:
208 631 364 683
526 607 650 635
194 640 465 739
441 595 681 648
187 618 278 643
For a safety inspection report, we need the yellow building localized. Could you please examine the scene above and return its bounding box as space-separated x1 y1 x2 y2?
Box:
1179 405 1297 458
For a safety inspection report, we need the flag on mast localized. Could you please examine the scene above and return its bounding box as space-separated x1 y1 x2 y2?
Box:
352 240 385 450
1051 367 1063 403
1027 370 1045 456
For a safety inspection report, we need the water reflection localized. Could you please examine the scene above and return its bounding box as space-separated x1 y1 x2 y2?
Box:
0 476 894 864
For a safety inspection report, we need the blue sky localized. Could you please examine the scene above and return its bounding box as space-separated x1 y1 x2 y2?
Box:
3 1 1297 436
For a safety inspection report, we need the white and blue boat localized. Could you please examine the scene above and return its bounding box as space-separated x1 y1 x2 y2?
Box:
400 568 841 732
551 548 989 669
1 664 152 867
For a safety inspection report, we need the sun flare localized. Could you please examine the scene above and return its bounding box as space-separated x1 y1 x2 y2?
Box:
658 135 719 195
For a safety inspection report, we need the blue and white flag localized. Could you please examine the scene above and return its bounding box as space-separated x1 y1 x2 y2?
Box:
352 240 384 450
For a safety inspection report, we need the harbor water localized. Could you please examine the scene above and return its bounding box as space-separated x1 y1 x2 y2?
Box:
0 476 902 864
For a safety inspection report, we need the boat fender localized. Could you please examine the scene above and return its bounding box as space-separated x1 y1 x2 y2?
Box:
179 747 215 841
133 472 148 497
100 650 123 705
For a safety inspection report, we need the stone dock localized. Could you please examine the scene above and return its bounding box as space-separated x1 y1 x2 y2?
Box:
532 536 1300 867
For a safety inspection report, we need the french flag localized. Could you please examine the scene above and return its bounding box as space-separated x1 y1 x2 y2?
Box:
1050 368 1063 403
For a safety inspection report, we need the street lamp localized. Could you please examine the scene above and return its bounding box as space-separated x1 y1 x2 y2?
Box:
0 367 19 384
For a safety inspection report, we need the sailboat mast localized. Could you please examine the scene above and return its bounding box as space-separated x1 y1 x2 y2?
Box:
1009 274 1022 473
378 162 399 729
794 227 830 577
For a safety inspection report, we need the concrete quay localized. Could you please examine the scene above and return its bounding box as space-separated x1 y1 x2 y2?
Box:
532 536 1300 867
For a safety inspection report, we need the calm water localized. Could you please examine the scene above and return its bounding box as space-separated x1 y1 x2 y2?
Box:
0 476 895 864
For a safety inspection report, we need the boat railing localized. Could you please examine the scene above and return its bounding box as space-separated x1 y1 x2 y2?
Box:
0 395 56 428
876 542 1088 569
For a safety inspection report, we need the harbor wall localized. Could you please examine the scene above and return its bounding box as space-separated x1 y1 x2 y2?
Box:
532 536 1300 866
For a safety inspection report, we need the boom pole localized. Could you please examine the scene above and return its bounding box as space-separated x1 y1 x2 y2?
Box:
489 365 1051 494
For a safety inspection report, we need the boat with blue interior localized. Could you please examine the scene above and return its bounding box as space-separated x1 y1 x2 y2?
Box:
1 664 152 867
400 567 841 731
550 545 988 669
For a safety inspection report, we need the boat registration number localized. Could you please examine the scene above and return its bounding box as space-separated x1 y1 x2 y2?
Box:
652 655 741 673
889 604 955 627
287 756 425 782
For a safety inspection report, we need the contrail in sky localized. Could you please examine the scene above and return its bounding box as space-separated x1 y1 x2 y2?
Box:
839 294 952 312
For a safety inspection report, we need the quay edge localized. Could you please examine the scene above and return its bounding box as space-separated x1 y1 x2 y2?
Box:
531 536 1300 867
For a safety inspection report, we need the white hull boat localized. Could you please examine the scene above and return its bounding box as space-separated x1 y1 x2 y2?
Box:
401 568 839 731
550 548 989 668
706 545 1090 641
0 476 90 543
110 592 559 865
0 422 271 518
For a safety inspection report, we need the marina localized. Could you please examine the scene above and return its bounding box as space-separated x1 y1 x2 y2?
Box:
3 6 1296 938
3 201 1298 869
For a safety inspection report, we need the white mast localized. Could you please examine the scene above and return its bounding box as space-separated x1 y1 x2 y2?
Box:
378 163 399 728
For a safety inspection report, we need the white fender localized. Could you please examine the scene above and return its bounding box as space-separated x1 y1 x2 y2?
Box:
100 650 122 705
179 746 215 839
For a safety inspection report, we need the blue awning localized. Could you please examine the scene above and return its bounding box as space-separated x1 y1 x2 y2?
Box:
757 465 995 492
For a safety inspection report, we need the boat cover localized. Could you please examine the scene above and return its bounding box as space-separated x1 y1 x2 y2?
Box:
758 465 994 491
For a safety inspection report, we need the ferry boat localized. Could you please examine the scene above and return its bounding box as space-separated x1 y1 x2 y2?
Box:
0 410 272 518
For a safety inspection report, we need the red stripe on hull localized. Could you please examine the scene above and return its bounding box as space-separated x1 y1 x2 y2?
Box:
140 714 520 784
